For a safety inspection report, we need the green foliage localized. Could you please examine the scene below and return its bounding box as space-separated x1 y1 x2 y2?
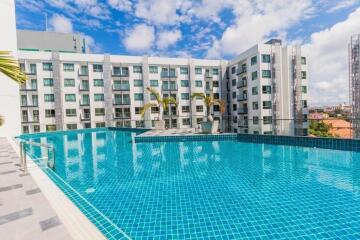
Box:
309 120 335 137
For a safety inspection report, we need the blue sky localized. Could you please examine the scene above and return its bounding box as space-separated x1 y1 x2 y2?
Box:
15 0 360 106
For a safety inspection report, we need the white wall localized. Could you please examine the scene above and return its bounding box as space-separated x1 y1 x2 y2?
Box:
0 0 21 137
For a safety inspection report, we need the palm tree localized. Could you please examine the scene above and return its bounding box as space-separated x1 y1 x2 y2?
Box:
191 93 225 121
0 51 27 127
140 87 177 121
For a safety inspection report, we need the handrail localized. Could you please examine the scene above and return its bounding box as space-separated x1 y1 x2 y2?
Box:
19 139 56 172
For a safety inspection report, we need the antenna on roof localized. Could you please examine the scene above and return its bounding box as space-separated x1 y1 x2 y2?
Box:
45 13 48 32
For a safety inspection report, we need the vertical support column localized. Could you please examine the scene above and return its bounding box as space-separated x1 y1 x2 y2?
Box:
52 52 64 131
293 46 303 136
142 56 151 128
220 61 228 131
103 54 113 127
189 59 197 128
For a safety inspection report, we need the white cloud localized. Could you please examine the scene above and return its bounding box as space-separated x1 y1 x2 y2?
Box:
49 14 73 33
135 0 180 25
156 29 182 49
304 7 360 106
327 0 359 13
206 0 313 58
123 24 155 52
108 0 132 12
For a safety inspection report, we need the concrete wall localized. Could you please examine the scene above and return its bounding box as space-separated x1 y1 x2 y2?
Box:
0 0 21 137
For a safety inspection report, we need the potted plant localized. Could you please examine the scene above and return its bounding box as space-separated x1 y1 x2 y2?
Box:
0 51 27 127
191 93 225 133
140 87 177 130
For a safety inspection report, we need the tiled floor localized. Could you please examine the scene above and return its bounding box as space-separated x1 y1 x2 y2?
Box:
0 137 72 240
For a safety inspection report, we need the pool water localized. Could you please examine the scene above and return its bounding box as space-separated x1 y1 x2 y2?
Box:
23 129 360 239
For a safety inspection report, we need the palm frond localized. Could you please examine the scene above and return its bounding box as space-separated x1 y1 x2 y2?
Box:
0 115 3 127
213 99 226 113
140 103 157 117
191 92 206 100
162 97 177 111
0 51 27 84
145 87 161 103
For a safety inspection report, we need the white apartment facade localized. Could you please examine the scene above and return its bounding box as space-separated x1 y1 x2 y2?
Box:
18 51 227 133
18 39 308 135
226 40 308 135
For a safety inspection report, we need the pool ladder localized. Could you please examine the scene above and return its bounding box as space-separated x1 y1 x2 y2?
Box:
19 140 56 173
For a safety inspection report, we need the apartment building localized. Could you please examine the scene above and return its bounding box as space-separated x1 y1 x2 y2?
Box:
18 39 308 135
225 40 308 135
18 51 227 133
350 34 360 138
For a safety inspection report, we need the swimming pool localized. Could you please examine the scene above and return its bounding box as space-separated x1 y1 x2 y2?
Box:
21 129 360 239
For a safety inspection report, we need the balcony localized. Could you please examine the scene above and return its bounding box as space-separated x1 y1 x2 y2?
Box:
162 85 178 91
113 112 131 119
205 72 213 78
78 69 89 76
161 72 177 78
79 101 90 107
112 84 130 91
237 95 247 101
236 67 247 75
112 72 129 77
80 113 91 121
238 108 248 114
113 100 131 106
237 81 247 88
79 85 89 91
20 86 37 92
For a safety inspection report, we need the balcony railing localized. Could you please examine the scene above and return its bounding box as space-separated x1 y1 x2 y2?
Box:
78 70 89 76
205 72 213 78
113 100 131 105
237 81 247 88
79 101 90 106
237 95 247 101
79 85 89 91
112 72 129 77
80 113 91 120
112 84 130 91
161 72 177 78
238 108 248 114
162 85 178 91
114 112 131 119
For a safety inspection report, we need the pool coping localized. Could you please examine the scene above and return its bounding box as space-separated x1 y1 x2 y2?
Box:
8 137 130 240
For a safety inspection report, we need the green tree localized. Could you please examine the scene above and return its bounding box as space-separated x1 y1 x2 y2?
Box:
309 120 334 137
0 51 27 126
190 93 225 121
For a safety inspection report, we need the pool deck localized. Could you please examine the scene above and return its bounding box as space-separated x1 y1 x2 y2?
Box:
0 137 72 240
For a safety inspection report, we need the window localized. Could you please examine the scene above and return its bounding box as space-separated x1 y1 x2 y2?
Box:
212 68 219 75
95 122 105 128
134 93 143 101
252 102 258 110
253 116 259 125
149 66 158 73
136 121 145 128
135 107 141 114
233 104 237 111
302 100 308 108
182 118 190 126
81 80 89 90
232 79 236 86
30 79 37 89
22 126 29 134
32 95 38 106
150 80 158 87
262 70 271 78
44 94 54 102
213 81 219 87
252 87 258 95
94 79 104 87
151 106 159 113
43 62 53 71
181 93 189 100
113 66 121 75
93 64 103 72
67 124 77 130
232 92 236 99
262 85 271 94
81 95 90 105
80 65 88 75
95 108 105 116
262 54 271 63
65 94 76 102
150 94 157 100
302 86 307 93
231 66 236 74
213 105 220 112
30 64 37 74
182 106 190 113
66 109 77 117
45 109 55 118
195 67 202 75
263 116 272 124
301 57 306 65
33 125 40 132
94 94 104 101
134 79 143 87
263 101 272 109
181 80 189 87
264 131 272 135
301 71 307 79
133 66 142 73
46 125 56 132
195 80 202 87
180 67 188 74
251 56 257 65
252 71 258 80
64 78 75 87
63 63 74 72
43 78 54 86
213 93 219 99
196 105 203 112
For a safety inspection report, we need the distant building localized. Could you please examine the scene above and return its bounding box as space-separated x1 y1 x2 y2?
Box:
17 30 88 53
349 34 360 138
